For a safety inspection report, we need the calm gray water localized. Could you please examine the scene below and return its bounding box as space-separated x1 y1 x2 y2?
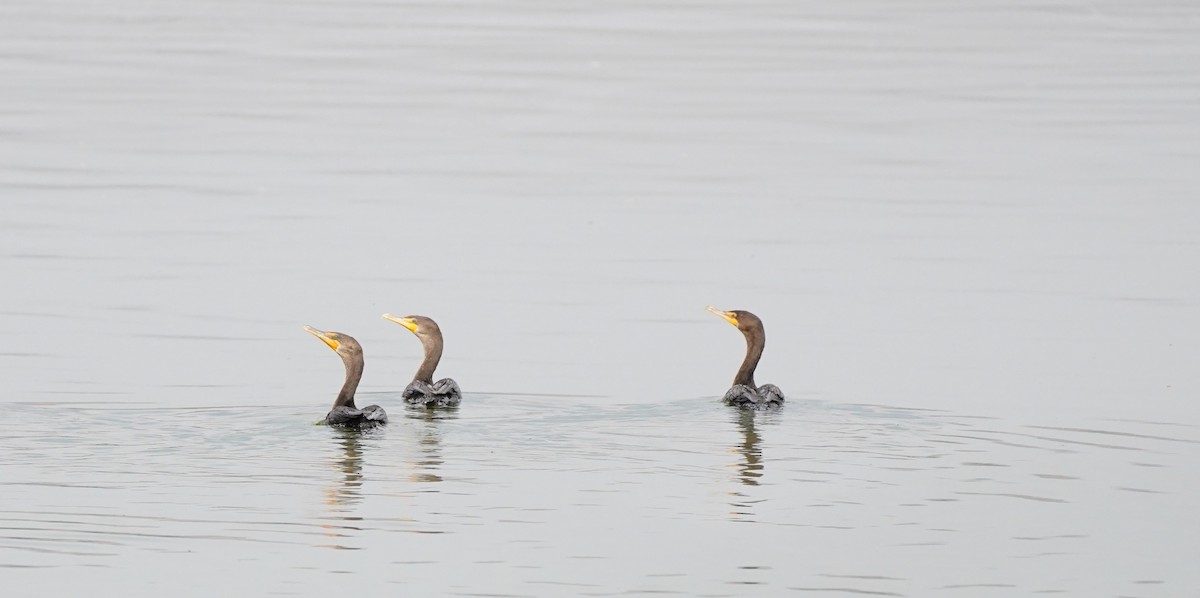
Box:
2 0 1199 595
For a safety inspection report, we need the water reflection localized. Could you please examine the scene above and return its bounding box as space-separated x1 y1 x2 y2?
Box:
404 407 459 484
325 427 365 509
729 410 768 522
733 410 764 486
320 427 367 551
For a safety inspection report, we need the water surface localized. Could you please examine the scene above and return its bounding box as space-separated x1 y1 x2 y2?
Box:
1 0 1198 595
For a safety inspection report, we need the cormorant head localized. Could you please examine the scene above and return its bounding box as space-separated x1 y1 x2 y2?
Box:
706 306 763 334
381 313 442 342
304 326 363 360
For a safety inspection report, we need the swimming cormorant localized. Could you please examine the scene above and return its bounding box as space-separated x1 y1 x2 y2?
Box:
304 326 388 427
706 306 785 410
381 314 462 407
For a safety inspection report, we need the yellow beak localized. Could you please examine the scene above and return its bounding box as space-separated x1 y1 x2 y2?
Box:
304 326 340 351
706 305 739 327
381 313 418 333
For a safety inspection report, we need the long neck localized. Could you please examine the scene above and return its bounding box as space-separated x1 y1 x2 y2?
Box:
413 333 443 384
733 327 764 388
336 354 363 409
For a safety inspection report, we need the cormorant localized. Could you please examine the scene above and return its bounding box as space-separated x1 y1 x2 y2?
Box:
706 306 785 409
304 326 388 427
381 314 462 407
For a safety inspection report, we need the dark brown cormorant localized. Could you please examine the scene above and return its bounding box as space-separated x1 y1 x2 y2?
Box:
707 306 785 409
304 326 388 427
381 313 462 407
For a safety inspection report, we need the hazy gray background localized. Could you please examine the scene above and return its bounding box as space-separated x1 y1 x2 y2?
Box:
1 0 1197 595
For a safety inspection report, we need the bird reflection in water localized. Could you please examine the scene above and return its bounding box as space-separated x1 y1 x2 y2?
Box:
327 427 366 507
729 410 769 522
734 410 764 486
320 427 370 550
404 406 458 483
